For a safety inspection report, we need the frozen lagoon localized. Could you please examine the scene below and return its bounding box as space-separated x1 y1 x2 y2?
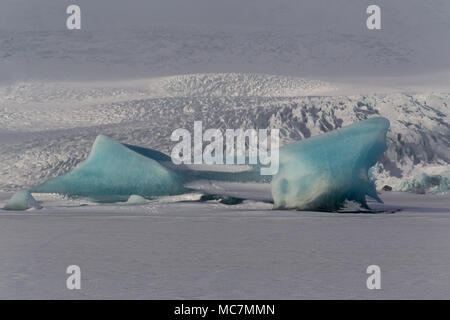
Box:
0 191 449 299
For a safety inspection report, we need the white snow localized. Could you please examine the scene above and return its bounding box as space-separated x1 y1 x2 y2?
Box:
0 191 449 299
125 195 149 205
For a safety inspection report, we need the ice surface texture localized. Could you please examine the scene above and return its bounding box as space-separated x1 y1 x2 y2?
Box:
400 171 450 194
31 135 186 201
271 117 390 211
4 191 42 211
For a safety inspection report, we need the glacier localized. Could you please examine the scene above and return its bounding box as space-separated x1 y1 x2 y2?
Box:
4 190 42 211
400 171 450 194
30 135 186 202
271 117 390 211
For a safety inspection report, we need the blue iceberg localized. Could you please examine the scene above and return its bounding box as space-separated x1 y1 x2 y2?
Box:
28 118 389 210
31 135 186 201
271 117 390 211
4 190 42 211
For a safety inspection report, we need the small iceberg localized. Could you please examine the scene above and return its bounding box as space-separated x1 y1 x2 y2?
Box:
4 191 42 211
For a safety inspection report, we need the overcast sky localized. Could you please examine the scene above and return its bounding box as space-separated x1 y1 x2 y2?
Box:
1 0 449 80
0 0 449 36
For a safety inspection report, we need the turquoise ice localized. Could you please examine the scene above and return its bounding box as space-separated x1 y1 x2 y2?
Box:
271 117 390 211
30 135 263 202
29 117 389 210
31 135 186 202
4 190 42 211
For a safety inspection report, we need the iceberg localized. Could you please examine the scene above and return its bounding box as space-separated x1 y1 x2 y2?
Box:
4 190 42 211
31 135 186 201
271 117 390 211
27 118 389 210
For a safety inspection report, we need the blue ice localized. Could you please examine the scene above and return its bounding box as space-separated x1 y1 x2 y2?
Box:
31 135 186 202
271 117 390 211
29 118 389 210
4 190 42 211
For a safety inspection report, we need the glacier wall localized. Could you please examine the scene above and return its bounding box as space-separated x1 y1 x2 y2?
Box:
400 171 450 194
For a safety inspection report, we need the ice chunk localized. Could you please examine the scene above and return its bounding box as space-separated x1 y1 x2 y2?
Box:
4 191 42 211
271 117 390 211
31 135 186 201
125 195 149 205
400 171 450 194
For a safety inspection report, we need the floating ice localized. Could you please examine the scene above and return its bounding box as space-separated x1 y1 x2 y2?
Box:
31 135 186 201
29 118 389 209
4 191 42 211
271 117 390 211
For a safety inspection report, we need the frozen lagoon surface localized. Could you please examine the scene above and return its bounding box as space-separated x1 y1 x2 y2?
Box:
0 191 449 299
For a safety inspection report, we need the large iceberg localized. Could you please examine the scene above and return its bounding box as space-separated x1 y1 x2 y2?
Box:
28 118 389 210
271 117 390 211
28 134 265 202
31 135 186 201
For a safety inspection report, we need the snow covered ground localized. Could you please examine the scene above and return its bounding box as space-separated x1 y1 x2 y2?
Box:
0 191 449 299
